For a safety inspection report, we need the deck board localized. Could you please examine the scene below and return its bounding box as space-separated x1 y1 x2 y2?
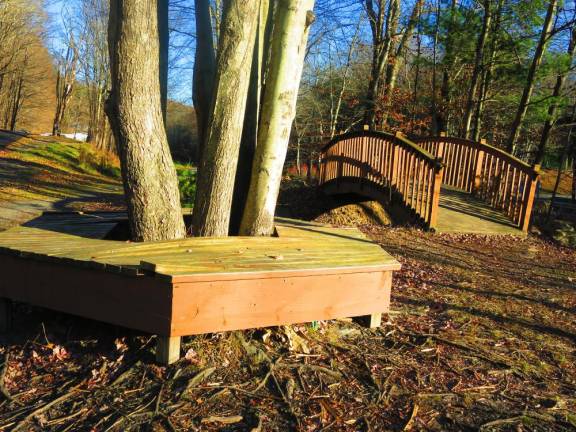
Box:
436 187 525 235
0 213 399 279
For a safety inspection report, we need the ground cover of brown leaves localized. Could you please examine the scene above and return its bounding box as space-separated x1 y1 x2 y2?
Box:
0 218 574 431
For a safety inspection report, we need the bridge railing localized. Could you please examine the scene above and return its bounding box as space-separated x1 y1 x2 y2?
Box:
413 135 540 231
319 130 444 229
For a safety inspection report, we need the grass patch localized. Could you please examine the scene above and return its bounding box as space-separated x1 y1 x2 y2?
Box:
176 163 196 206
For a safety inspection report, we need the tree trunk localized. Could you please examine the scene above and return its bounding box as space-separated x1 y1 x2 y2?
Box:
436 0 457 135
158 0 169 121
192 0 216 163
472 0 503 141
52 44 78 136
462 0 491 139
363 0 398 129
240 0 315 236
506 0 557 154
229 0 273 235
106 0 185 242
191 0 259 237
534 25 576 166
381 0 423 127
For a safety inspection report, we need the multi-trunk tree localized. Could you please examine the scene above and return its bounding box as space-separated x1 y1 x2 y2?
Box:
192 0 315 237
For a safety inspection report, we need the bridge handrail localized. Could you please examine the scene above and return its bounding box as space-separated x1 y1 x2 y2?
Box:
323 130 440 167
414 136 538 176
413 135 539 231
319 130 444 229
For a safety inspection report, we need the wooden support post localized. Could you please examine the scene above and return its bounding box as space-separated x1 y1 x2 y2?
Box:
0 298 12 333
519 170 539 232
156 336 181 365
428 162 444 230
354 313 382 328
337 152 344 188
472 149 485 195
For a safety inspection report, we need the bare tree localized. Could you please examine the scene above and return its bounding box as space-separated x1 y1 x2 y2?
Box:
363 0 399 128
52 24 79 136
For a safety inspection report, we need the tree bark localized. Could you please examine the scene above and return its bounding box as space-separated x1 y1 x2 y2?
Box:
534 25 576 165
191 0 259 237
506 0 557 154
240 0 315 236
106 0 186 242
229 0 273 235
462 0 491 139
192 0 216 163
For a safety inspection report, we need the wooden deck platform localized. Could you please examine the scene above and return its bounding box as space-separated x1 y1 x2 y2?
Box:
0 212 400 364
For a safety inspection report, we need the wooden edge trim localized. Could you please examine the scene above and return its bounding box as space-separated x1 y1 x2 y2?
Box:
168 263 402 284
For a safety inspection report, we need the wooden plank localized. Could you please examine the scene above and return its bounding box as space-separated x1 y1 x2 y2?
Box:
169 270 393 336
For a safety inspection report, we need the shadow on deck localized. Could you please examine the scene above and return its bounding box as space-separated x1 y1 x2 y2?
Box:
436 187 523 235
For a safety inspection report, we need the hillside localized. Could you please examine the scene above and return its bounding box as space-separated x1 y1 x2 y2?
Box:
0 130 124 229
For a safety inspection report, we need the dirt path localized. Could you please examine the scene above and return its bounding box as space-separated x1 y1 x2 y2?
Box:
0 131 124 230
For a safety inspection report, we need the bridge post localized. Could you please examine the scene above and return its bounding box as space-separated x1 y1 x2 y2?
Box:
472 148 485 195
428 162 444 230
337 153 344 187
519 168 540 232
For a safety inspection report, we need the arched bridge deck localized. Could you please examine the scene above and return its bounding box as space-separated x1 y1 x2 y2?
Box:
319 131 540 235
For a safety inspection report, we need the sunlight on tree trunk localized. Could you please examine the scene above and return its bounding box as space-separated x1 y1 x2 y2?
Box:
240 0 315 236
229 0 274 235
106 0 185 242
191 0 259 237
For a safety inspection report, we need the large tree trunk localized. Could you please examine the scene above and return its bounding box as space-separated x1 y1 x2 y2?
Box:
106 0 185 242
506 0 557 154
240 0 315 236
534 25 576 166
192 0 216 163
462 0 491 139
229 0 273 235
191 0 259 237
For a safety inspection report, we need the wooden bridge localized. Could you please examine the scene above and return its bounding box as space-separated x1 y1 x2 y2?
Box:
319 130 540 234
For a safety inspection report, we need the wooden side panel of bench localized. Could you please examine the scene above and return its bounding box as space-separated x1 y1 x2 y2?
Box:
170 270 392 336
0 255 172 335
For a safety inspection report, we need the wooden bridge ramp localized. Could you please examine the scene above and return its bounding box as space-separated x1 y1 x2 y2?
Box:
0 212 400 364
320 131 540 235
